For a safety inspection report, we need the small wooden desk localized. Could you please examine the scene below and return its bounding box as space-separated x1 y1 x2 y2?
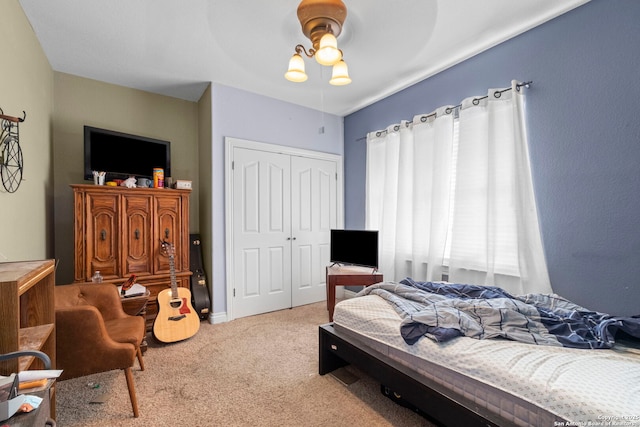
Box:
326 265 383 321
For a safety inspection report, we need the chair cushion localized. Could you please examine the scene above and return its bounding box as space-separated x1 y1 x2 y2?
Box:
105 316 145 347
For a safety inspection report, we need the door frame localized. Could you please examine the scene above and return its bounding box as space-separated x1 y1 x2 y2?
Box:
225 137 344 321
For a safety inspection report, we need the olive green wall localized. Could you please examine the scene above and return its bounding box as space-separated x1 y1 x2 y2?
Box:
0 0 54 262
52 73 200 284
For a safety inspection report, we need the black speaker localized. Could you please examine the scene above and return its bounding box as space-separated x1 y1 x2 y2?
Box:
189 234 211 320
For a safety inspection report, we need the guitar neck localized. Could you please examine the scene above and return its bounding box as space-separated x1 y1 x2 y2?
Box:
169 253 178 295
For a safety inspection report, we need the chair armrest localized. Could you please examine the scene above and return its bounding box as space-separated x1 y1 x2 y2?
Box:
55 305 122 348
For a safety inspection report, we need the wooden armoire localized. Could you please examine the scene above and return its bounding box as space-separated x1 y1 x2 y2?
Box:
71 184 191 330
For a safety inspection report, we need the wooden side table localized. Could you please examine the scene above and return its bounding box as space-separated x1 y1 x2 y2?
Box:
121 290 150 353
326 265 383 321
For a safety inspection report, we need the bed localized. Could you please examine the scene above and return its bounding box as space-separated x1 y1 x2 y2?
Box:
318 280 640 427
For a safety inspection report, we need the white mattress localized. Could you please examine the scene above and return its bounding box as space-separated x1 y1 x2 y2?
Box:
333 294 640 426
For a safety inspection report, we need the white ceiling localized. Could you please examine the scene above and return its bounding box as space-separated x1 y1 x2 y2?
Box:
19 0 589 117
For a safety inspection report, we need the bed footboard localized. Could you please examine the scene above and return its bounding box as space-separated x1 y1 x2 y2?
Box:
319 323 504 427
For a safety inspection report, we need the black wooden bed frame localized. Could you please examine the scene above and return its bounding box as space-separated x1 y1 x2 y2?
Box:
319 323 516 427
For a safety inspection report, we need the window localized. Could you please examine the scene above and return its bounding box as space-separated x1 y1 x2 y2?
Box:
366 82 551 294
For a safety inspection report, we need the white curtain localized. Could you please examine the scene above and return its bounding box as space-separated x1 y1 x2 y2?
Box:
366 106 455 282
366 81 551 295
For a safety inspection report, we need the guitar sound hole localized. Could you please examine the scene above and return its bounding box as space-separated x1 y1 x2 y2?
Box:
170 299 182 308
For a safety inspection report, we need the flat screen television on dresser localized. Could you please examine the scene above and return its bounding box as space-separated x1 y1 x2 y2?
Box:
330 229 379 269
83 126 171 181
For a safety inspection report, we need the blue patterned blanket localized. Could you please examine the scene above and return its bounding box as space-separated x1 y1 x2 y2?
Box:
357 278 640 349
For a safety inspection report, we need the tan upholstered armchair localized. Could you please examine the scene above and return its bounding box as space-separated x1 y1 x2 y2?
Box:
54 284 146 417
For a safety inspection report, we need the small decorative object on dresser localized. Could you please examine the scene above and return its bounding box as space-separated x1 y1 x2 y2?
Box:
174 179 192 190
120 274 137 296
136 177 151 187
123 177 137 188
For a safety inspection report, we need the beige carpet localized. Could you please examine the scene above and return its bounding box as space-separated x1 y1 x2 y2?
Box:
54 301 434 427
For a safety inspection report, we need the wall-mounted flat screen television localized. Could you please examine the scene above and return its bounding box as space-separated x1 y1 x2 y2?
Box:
330 229 379 269
84 126 171 181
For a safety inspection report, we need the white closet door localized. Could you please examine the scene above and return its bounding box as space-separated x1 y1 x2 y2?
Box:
291 156 337 306
232 147 292 318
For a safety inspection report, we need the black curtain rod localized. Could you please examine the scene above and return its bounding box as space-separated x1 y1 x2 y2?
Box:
356 81 532 141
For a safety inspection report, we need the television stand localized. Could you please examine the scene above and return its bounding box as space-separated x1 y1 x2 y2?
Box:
325 265 383 321
329 262 378 275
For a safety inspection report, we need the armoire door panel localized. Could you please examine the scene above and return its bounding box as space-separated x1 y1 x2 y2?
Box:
86 193 119 279
122 195 152 276
154 195 181 274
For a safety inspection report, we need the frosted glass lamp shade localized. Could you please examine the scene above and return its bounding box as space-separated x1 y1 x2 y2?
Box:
329 60 351 85
315 33 341 66
285 53 308 82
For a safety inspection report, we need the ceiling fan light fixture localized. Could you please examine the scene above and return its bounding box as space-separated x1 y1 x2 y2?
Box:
329 59 351 86
315 33 341 66
285 0 351 85
285 53 308 82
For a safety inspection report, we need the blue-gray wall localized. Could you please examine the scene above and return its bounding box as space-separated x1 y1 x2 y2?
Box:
344 0 640 316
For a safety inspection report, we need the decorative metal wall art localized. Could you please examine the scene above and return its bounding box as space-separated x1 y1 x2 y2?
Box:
0 108 26 193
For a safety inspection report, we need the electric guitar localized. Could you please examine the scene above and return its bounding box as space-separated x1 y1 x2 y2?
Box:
153 241 200 343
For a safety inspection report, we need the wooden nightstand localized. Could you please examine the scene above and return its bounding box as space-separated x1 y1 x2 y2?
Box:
326 265 383 321
121 290 150 353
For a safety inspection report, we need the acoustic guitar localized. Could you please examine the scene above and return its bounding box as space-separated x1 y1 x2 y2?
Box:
153 241 200 343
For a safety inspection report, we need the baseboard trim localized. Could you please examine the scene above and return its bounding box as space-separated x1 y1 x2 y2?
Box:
209 311 228 324
210 291 358 325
